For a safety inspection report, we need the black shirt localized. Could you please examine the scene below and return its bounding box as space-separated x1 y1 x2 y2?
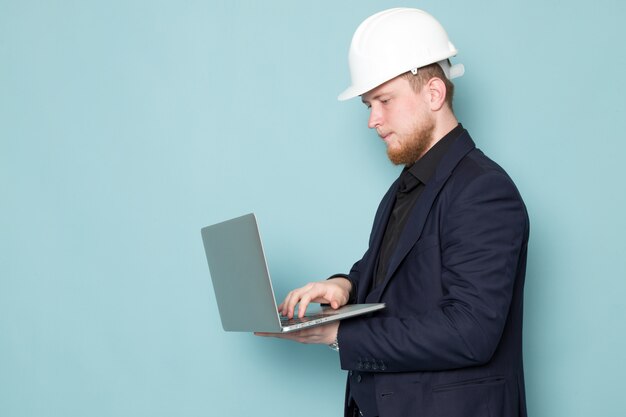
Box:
373 124 463 288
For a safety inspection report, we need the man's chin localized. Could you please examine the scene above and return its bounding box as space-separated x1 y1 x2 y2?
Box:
387 150 406 166
387 145 427 166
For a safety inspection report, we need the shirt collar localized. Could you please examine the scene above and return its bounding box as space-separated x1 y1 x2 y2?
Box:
405 123 464 186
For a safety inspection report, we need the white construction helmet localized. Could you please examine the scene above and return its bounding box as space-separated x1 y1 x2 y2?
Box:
338 8 465 101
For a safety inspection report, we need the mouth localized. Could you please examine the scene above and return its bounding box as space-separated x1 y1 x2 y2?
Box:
379 132 393 143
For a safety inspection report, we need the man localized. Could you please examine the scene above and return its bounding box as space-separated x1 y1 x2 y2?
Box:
257 8 529 417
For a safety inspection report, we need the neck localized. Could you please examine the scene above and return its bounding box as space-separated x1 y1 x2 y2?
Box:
431 108 459 144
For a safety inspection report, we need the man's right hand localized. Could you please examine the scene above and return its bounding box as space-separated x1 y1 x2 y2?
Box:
278 277 352 319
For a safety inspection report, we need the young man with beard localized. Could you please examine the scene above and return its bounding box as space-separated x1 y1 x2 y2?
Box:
257 8 529 417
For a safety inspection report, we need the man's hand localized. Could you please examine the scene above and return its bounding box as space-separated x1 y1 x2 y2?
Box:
255 321 339 345
278 278 352 319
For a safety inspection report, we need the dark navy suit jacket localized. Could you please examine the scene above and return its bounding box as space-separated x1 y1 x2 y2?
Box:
337 129 529 417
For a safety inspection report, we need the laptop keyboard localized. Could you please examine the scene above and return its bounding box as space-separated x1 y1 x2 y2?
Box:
280 312 328 326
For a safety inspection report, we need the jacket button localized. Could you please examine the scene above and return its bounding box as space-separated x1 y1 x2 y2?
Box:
349 371 353 376
357 374 362 383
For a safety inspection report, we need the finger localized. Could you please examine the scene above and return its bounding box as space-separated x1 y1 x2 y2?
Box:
327 288 349 309
286 290 303 318
284 289 304 318
291 283 318 315
298 294 313 318
255 332 295 342
255 330 307 343
336 293 349 308
254 332 275 337
281 289 297 317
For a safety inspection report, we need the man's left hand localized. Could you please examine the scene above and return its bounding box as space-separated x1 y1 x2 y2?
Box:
255 321 339 345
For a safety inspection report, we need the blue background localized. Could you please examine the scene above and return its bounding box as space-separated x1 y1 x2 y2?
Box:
1 0 625 416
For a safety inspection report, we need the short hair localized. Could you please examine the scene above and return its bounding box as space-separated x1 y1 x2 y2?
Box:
401 62 455 111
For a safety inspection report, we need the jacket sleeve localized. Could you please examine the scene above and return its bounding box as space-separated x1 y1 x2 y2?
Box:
337 171 529 372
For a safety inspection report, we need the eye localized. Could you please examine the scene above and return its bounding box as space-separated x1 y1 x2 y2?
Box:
381 99 390 105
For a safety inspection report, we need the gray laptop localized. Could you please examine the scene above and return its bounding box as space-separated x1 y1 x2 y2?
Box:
201 213 384 332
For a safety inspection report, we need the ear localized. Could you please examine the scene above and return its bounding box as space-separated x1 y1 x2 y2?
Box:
425 77 447 111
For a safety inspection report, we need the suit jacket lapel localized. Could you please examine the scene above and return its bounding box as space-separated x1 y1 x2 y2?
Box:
370 131 477 302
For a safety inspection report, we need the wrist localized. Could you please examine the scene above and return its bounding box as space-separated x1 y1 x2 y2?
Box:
327 323 340 351
328 336 339 352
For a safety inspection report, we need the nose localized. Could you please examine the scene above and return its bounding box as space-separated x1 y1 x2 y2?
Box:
368 105 382 129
